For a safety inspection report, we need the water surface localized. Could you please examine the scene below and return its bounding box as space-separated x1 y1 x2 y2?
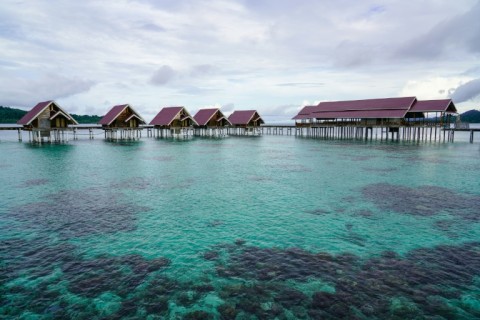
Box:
1 132 480 319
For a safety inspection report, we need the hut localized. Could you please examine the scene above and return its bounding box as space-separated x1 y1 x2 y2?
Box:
292 97 458 142
149 106 197 138
228 110 264 136
17 100 78 143
99 104 146 140
193 108 231 137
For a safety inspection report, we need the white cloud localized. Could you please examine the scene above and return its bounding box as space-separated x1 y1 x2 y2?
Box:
0 0 479 120
400 77 468 100
450 78 480 103
0 73 94 108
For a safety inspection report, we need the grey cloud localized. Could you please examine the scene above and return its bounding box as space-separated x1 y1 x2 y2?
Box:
150 65 176 86
176 85 219 95
221 103 235 112
190 64 215 77
140 22 166 32
276 82 325 88
0 74 94 107
259 104 299 123
134 0 190 11
150 64 218 87
396 2 480 59
263 104 299 117
449 78 480 103
334 41 374 68
462 66 480 76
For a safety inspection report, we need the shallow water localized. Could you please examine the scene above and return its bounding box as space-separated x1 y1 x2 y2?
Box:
1 132 480 319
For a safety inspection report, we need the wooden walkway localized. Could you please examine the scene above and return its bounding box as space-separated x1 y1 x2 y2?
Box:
1 124 478 143
444 128 480 143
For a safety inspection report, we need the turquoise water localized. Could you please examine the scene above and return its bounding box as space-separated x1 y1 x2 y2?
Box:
1 132 480 319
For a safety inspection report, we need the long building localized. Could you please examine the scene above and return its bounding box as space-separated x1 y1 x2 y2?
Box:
292 97 458 142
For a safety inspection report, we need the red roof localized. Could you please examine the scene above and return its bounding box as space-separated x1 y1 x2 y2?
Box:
228 110 264 125
17 100 78 125
292 97 417 120
315 97 416 112
99 104 145 125
292 106 318 120
193 108 231 126
409 99 457 113
99 104 127 125
150 106 187 126
194 109 218 126
17 101 52 125
314 109 408 119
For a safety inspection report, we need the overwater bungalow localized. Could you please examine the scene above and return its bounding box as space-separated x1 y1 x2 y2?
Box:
292 97 458 142
193 108 231 137
228 110 264 136
149 106 197 138
99 104 146 140
17 100 78 143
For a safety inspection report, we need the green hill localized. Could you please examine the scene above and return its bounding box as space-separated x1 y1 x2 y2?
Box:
0 106 27 123
459 110 480 123
69 114 103 124
0 106 102 124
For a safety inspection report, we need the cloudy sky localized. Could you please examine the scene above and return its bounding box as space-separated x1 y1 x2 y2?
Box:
1 0 479 122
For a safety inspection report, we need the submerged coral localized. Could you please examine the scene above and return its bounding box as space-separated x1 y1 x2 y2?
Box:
211 241 480 319
7 188 149 238
2 235 480 319
362 183 480 220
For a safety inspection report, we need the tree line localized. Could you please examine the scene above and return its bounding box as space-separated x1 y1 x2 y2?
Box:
0 106 102 124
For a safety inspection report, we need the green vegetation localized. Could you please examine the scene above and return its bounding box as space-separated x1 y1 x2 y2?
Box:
0 106 102 124
69 114 102 124
458 110 480 123
0 106 27 123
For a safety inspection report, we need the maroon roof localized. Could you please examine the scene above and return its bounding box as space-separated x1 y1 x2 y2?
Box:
99 104 127 125
193 108 231 126
194 109 218 126
292 106 318 120
314 109 408 119
228 110 263 125
149 106 184 126
315 97 416 112
99 104 145 125
17 100 52 125
17 100 78 125
293 97 417 119
409 99 457 113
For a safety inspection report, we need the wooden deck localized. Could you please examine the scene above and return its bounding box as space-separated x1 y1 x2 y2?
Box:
2 124 478 143
444 128 480 143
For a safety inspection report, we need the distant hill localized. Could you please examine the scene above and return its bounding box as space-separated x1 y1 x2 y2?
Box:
69 114 103 124
0 106 28 123
459 110 480 123
0 106 102 124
